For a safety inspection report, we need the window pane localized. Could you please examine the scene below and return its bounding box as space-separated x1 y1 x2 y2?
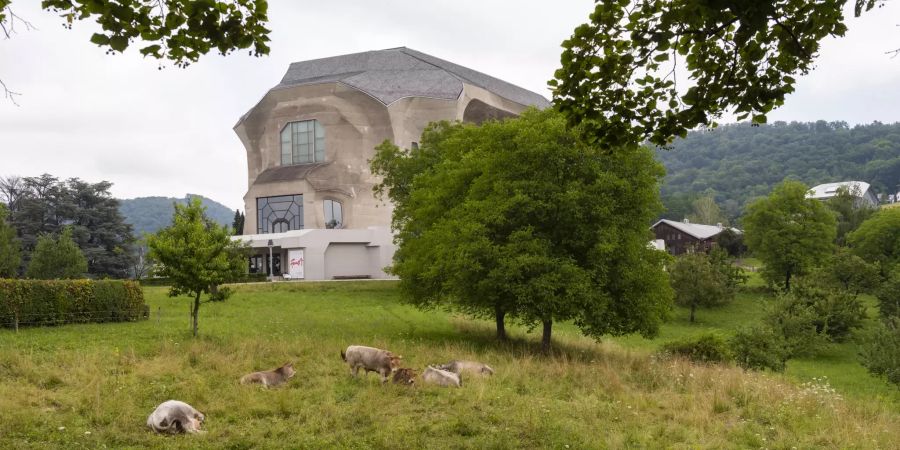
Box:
334 201 342 228
281 128 292 165
315 120 324 136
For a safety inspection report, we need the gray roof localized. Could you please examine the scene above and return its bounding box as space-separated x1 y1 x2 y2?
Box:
652 219 741 240
275 47 551 108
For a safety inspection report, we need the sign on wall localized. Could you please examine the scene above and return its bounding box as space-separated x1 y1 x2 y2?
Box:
288 249 305 279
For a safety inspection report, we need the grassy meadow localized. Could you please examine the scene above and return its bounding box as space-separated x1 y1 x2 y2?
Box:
0 281 898 449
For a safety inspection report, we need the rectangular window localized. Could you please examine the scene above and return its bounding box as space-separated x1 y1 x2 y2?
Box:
281 120 325 165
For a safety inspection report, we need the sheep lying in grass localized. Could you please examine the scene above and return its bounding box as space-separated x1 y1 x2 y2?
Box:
438 360 494 377
422 366 462 387
147 400 205 434
240 362 296 388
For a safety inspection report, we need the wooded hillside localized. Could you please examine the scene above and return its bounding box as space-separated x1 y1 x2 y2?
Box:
119 195 235 236
658 121 900 221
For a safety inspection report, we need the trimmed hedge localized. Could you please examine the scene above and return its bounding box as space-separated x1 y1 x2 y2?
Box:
0 279 148 329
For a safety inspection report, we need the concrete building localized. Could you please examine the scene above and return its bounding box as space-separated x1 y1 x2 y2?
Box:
233 47 550 280
807 181 878 207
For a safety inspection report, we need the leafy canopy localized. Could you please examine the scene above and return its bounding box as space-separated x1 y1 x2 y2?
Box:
371 109 673 349
0 204 21 277
147 198 245 298
147 198 246 336
25 227 88 279
847 207 900 273
4 174 135 278
669 252 732 323
552 0 881 148
0 0 269 68
742 180 836 290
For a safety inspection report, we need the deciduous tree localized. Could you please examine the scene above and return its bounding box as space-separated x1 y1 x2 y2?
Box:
0 0 270 102
0 204 20 277
670 252 731 323
742 180 836 290
147 198 247 337
371 109 673 352
7 175 135 278
847 207 900 274
25 227 88 279
552 0 882 148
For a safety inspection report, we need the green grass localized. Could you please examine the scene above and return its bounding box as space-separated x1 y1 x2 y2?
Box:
0 281 898 449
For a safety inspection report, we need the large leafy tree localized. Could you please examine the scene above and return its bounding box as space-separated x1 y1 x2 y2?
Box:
847 207 900 274
0 0 270 102
0 204 21 277
742 180 836 290
25 227 88 279
552 0 882 148
147 198 247 337
371 109 673 352
6 174 135 277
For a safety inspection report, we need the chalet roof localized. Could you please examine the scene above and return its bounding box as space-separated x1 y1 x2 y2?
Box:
807 181 871 200
651 219 741 240
275 47 551 108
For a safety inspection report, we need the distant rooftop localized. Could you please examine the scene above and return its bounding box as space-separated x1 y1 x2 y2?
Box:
808 181 871 200
652 219 740 240
275 47 551 108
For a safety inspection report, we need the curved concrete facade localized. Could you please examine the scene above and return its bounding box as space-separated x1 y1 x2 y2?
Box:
233 47 549 279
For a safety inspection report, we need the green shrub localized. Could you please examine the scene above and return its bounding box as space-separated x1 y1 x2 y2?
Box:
876 270 900 320
858 317 900 387
0 279 146 329
659 333 733 363
730 326 789 372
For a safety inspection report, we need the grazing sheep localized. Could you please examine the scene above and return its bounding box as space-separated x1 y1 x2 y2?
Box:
341 345 402 383
392 368 418 386
147 400 205 434
438 360 495 376
240 362 296 388
422 366 462 387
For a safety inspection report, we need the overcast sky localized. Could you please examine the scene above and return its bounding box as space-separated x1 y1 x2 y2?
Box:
1 1 899 211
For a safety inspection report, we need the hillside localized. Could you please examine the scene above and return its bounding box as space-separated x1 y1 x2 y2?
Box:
119 194 236 236
658 121 900 220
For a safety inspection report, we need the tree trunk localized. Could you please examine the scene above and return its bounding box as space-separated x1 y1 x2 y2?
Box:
785 270 792 292
192 292 201 337
495 306 507 341
690 304 696 323
541 320 552 354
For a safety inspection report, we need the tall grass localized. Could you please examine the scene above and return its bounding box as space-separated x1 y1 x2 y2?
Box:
0 282 897 449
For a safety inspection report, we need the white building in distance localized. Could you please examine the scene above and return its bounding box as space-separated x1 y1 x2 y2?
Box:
807 181 878 207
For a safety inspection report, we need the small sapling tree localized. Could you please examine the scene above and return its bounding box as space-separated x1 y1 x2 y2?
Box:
670 252 732 323
147 198 247 337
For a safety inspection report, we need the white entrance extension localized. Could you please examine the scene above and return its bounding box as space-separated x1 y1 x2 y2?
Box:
233 227 397 281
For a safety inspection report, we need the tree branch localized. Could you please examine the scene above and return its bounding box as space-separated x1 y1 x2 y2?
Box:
0 78 21 106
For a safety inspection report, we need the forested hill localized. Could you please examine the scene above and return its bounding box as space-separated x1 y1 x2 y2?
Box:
119 194 236 236
657 121 900 220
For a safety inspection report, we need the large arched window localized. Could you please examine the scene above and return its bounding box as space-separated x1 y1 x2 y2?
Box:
281 120 325 165
257 195 303 234
324 199 343 229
